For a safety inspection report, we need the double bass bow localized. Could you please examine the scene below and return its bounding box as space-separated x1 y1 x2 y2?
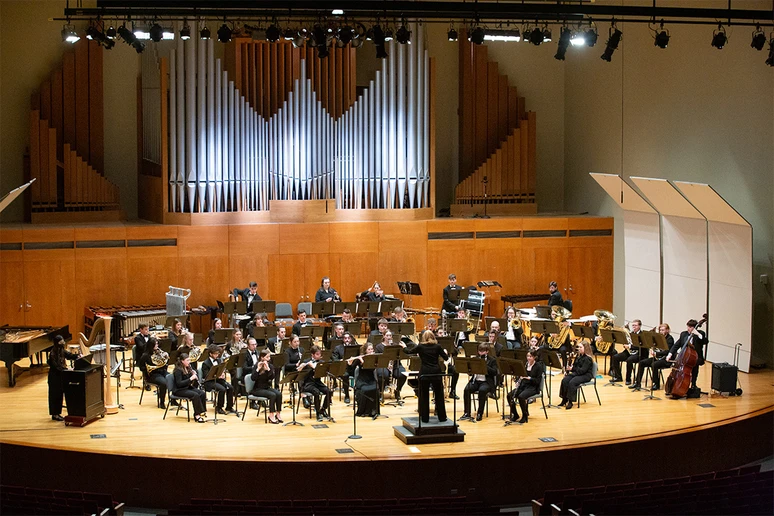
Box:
665 314 707 399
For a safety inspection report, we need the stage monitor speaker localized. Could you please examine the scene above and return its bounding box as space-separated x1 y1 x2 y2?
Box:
711 362 738 393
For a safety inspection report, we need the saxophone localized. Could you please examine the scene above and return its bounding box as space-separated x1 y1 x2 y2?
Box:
146 348 169 374
229 338 247 357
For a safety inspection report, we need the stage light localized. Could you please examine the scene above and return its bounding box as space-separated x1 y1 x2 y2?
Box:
218 23 232 43
483 29 521 42
149 23 164 42
133 23 150 40
332 9 344 16
570 29 586 47
751 25 766 51
313 25 329 58
601 26 622 62
711 24 727 49
585 26 598 47
266 23 281 43
338 25 354 46
542 26 552 43
528 27 543 46
396 23 411 44
766 37 774 66
86 25 116 50
180 21 191 40
448 26 458 42
200 25 211 40
372 25 388 58
554 27 571 60
117 24 145 53
106 25 116 40
384 28 394 42
654 22 670 49
470 26 485 45
283 28 295 41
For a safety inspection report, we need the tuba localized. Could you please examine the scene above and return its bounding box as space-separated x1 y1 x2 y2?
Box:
548 305 572 349
593 309 616 354
146 348 169 374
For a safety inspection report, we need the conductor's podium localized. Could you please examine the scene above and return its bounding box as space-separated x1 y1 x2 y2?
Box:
394 417 466 445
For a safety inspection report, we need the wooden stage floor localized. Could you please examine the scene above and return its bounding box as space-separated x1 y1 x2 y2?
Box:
1 359 772 464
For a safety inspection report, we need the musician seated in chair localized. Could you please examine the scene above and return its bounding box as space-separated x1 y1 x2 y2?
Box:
268 326 286 355
652 325 683 390
348 343 379 418
138 337 169 408
559 340 593 410
340 308 355 324
169 318 185 349
460 343 498 422
232 281 262 306
173 353 207 423
283 334 304 389
292 309 312 337
630 323 674 391
507 349 543 424
134 323 152 357
503 307 524 350
609 319 642 384
375 331 407 401
331 330 357 404
245 313 267 344
206 318 223 346
251 348 283 424
370 318 389 340
454 307 472 351
201 345 236 415
298 345 332 421
672 319 707 391
548 281 564 307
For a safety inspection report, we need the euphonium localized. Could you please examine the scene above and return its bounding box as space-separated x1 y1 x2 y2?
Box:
548 305 572 349
509 314 522 331
146 347 169 374
593 309 616 353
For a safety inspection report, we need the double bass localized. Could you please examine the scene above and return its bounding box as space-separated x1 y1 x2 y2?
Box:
665 314 707 399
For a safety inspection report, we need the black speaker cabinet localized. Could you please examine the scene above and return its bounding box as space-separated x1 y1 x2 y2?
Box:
711 362 738 394
63 364 105 426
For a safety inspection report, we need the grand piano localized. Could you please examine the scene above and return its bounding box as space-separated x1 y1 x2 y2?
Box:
0 325 71 387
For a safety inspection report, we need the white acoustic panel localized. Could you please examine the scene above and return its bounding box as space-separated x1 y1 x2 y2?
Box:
591 173 661 329
674 182 752 373
623 210 661 330
631 177 704 219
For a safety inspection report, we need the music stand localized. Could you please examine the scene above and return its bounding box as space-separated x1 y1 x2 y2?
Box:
251 326 278 342
203 362 228 424
280 369 311 426
310 362 335 422
342 322 362 336
448 319 468 338
111 359 125 410
387 322 415 338
361 354 388 419
454 357 488 421
165 315 189 329
499 349 517 360
212 328 235 345
497 358 527 423
530 320 560 335
311 302 336 317
158 338 173 354
570 324 595 341
337 301 358 314
639 331 669 401
542 350 564 409
300 326 326 343
380 299 403 313
396 281 422 309
446 287 469 306
462 341 479 357
600 328 631 387
251 301 276 316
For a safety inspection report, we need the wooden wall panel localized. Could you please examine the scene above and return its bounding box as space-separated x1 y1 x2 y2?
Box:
279 223 329 255
328 222 379 254
268 254 306 305
176 226 230 307
378 221 428 308
22 251 77 332
568 243 614 316
0 252 26 326
328 252 379 301
228 224 279 297
74 248 128 313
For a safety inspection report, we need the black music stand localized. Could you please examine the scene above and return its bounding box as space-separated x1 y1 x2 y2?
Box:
600 328 630 387
300 326 326 344
251 326 278 342
111 360 125 410
311 302 336 317
639 331 669 401
165 315 189 329
396 281 422 309
542 350 564 409
379 346 404 407
250 301 276 317
530 320 560 335
158 338 173 354
310 362 336 423
380 299 403 313
337 301 358 314
387 322 415 338
327 338 343 351
341 322 362 336
571 324 595 340
361 354 388 419
203 362 228 424
446 288 469 309
497 358 527 423
281 369 311 426
454 357 488 422
212 328 235 345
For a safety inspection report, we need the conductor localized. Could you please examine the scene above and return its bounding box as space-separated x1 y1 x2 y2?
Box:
399 330 448 423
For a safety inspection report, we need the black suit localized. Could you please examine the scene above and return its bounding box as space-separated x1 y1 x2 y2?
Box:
233 288 262 306
403 343 449 422
633 334 674 388
315 287 339 303
548 290 564 307
173 367 207 415
251 362 281 412
134 333 151 357
331 344 355 399
463 355 498 418
300 358 331 416
138 352 169 406
651 336 682 389
673 329 707 389
292 320 311 337
243 349 260 373
201 357 234 411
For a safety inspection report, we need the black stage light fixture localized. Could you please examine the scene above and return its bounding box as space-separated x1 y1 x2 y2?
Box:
601 26 622 62
766 37 774 66
384 28 394 42
542 26 552 43
396 22 411 44
62 22 80 43
200 25 211 40
653 20 670 49
149 22 164 42
338 25 354 45
448 26 458 42
751 25 766 51
372 24 388 58
585 26 598 47
180 21 191 40
106 25 116 39
528 26 543 45
283 28 295 41
218 23 233 43
554 26 571 60
470 26 485 45
266 23 281 43
118 24 144 53
87 25 116 50
313 25 329 58
711 24 727 49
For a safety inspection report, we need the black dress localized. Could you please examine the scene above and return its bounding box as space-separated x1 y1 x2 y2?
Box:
354 363 379 417
507 361 544 418
47 350 78 416
403 343 449 423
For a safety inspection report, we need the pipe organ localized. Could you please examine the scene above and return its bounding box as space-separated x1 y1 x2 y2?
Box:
151 23 432 214
26 39 120 220
455 30 536 208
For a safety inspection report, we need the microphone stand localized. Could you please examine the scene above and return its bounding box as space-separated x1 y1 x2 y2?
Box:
349 389 361 439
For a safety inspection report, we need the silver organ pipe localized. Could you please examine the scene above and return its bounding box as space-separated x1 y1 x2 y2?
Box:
157 27 431 213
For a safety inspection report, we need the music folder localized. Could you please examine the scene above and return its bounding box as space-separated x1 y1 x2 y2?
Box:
387 322 415 337
252 326 278 340
570 324 596 340
446 287 469 302
300 326 325 339
497 357 527 378
455 356 488 376
251 300 276 315
74 354 94 370
205 362 227 382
